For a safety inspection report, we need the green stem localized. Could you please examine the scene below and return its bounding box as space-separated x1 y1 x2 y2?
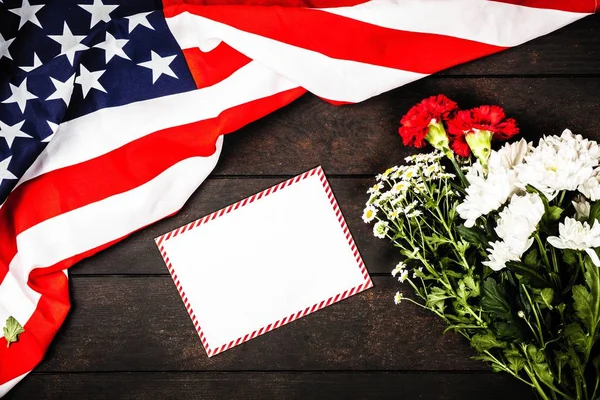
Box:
447 152 469 188
534 233 551 269
521 284 545 348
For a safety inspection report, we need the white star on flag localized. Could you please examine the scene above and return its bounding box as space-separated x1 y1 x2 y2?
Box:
20 52 43 72
0 156 17 186
138 51 178 84
126 11 154 33
43 121 59 143
9 0 45 30
78 0 119 29
0 119 32 148
48 22 89 66
94 32 130 63
0 33 15 61
2 77 38 113
75 65 107 98
47 73 76 105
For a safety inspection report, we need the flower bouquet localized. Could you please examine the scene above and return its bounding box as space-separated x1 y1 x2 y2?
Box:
364 95 600 400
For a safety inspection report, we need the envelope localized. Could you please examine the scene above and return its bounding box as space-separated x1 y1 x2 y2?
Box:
155 166 373 356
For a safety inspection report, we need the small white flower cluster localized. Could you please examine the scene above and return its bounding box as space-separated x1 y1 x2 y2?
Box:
457 129 600 270
363 150 456 239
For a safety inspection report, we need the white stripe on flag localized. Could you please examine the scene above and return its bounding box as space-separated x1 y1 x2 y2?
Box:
16 61 298 187
0 137 222 329
321 0 590 47
166 12 426 103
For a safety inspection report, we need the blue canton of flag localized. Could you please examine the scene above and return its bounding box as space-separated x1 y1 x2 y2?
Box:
0 0 197 203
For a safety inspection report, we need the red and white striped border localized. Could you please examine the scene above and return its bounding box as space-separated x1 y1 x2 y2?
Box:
154 166 373 357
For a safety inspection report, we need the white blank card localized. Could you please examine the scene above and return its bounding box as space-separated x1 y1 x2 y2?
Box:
155 166 373 357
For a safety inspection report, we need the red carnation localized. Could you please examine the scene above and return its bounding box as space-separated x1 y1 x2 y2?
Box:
450 134 471 158
447 105 519 168
398 94 458 148
470 105 519 139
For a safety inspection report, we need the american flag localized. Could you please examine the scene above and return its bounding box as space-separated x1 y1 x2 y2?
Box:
0 0 595 395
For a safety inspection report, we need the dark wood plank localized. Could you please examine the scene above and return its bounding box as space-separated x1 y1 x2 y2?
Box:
72 178 397 275
6 372 535 400
73 75 600 276
441 14 600 76
37 277 487 372
214 76 600 176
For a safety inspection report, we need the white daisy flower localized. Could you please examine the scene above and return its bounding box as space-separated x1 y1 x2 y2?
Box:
394 292 403 305
373 221 389 239
548 217 600 266
362 205 377 223
367 183 383 194
398 270 409 283
391 261 406 277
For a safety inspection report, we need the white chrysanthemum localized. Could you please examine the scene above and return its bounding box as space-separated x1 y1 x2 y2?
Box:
483 193 544 271
394 292 403 305
548 217 600 266
391 261 406 277
483 241 520 271
362 205 377 223
572 194 591 220
516 130 599 200
457 140 529 227
373 220 389 239
578 167 600 201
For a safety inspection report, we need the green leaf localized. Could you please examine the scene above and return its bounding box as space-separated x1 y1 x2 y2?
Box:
504 348 527 374
589 201 600 224
582 255 600 335
481 278 513 321
523 248 540 267
535 288 554 310
526 345 554 387
562 249 577 266
456 225 487 249
426 286 450 313
463 275 480 298
3 316 25 348
564 323 588 353
572 285 594 332
470 331 506 352
495 321 526 341
506 261 550 288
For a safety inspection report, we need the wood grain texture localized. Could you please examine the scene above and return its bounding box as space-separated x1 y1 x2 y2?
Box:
72 178 397 275
215 77 600 176
6 372 535 400
441 14 599 76
37 277 485 372
14 13 600 400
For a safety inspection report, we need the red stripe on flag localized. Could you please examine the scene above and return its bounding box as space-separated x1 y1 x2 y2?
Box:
0 86 305 284
0 270 69 384
163 0 368 9
491 0 597 13
164 5 506 74
182 43 252 89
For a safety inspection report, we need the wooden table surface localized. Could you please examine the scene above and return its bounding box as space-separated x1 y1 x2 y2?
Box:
6 14 600 400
